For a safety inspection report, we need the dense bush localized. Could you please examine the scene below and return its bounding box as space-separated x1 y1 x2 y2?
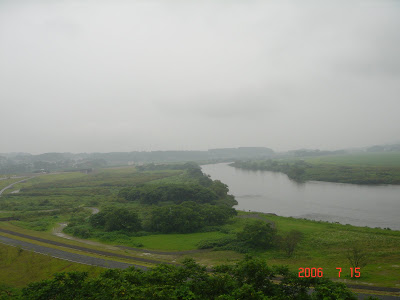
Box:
119 183 218 205
196 236 237 249
197 221 278 253
237 221 277 249
89 207 141 232
149 201 237 233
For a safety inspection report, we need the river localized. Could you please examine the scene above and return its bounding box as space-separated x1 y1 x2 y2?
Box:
201 163 400 230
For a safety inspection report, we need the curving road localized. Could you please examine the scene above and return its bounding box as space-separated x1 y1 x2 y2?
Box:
0 235 139 269
0 228 177 267
0 176 35 197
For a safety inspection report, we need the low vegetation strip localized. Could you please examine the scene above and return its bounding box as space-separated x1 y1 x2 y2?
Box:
0 228 178 266
0 235 139 270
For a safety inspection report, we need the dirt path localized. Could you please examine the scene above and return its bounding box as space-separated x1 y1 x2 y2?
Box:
51 207 122 251
52 207 97 239
52 222 121 251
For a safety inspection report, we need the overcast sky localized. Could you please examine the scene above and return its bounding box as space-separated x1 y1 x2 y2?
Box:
1 0 399 154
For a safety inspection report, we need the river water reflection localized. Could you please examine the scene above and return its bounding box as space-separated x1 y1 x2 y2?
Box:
201 163 400 230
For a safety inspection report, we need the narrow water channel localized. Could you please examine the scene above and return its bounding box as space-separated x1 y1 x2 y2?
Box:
202 163 400 230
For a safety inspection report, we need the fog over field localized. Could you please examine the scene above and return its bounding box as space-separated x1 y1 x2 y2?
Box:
1 0 399 154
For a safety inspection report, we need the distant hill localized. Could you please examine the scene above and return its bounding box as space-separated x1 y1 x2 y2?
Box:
366 143 400 152
3 143 399 174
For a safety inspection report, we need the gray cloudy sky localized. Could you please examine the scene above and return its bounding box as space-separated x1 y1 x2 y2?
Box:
1 0 400 154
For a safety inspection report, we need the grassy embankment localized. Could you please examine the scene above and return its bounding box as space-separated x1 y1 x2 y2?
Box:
1 211 399 288
232 152 400 184
0 165 399 289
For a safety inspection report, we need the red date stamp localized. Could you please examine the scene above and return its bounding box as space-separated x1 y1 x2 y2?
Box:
298 267 361 278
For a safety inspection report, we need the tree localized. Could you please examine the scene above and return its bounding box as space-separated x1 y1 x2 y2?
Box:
237 221 277 249
346 246 368 269
281 230 303 257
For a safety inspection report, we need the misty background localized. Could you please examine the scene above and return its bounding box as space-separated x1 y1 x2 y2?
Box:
1 0 400 154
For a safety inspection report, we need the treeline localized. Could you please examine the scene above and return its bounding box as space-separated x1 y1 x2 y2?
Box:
119 163 237 206
66 201 237 237
118 183 218 205
18 257 360 300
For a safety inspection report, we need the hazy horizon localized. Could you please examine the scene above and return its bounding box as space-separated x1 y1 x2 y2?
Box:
1 1 399 154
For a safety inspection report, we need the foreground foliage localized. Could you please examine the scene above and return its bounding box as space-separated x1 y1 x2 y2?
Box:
20 257 360 300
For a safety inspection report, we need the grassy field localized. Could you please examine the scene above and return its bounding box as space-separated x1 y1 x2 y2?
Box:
250 212 400 287
306 152 400 167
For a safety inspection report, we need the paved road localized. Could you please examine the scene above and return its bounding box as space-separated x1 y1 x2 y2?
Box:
0 228 177 266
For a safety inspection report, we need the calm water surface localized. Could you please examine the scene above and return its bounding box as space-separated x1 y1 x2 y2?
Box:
202 163 400 230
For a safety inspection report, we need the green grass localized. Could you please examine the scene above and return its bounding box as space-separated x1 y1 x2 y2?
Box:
302 164 400 184
12 214 68 232
305 152 400 167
